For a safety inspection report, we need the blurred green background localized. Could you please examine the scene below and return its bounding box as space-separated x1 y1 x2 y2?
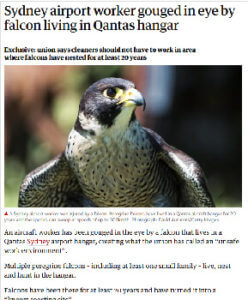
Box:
5 66 242 207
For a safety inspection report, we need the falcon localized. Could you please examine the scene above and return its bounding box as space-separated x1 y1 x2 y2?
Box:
19 77 214 207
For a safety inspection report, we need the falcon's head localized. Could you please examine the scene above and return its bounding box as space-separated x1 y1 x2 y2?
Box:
75 78 146 133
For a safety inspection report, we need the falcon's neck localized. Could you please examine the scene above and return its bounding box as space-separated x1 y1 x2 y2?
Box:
105 106 136 137
75 106 137 139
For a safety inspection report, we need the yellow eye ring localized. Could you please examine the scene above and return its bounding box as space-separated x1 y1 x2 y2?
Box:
105 88 116 98
103 87 123 99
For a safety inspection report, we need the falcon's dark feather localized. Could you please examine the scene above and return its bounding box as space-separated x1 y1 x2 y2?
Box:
19 152 83 207
144 128 214 207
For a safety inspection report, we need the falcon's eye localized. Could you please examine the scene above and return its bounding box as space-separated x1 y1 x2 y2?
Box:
106 88 117 98
103 87 123 99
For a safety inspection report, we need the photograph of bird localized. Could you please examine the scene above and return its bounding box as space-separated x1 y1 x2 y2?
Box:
18 77 214 207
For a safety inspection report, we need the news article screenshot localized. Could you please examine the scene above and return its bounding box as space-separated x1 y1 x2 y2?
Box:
0 1 247 299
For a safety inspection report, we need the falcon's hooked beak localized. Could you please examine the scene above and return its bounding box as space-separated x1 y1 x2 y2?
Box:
117 88 146 111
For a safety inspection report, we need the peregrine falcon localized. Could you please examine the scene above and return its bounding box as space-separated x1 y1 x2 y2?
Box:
19 77 214 207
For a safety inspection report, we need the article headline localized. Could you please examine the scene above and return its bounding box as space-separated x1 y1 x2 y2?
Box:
3 4 235 34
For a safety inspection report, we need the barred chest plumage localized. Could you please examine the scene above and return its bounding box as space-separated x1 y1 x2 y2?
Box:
65 121 178 207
